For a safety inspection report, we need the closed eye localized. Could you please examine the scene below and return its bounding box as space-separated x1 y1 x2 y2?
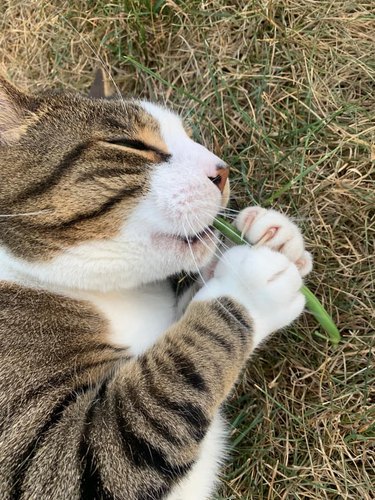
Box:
105 138 152 151
104 138 171 161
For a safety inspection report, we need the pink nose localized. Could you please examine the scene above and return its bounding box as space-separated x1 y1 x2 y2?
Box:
209 165 229 193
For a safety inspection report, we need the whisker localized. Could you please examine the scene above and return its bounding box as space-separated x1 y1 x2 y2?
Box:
0 210 52 218
216 211 237 220
215 218 254 249
189 215 251 294
200 209 254 250
198 212 267 294
204 226 231 253
184 216 226 265
182 222 208 287
191 214 230 254
184 217 256 332
218 206 241 214
61 15 127 111
186 233 254 331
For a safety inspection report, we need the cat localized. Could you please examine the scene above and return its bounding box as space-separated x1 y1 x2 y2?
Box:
0 69 312 500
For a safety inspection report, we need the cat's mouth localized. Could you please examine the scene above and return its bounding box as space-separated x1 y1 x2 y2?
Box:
152 225 215 248
175 226 214 245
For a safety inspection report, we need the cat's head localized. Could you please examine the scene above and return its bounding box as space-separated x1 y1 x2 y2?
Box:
0 72 229 291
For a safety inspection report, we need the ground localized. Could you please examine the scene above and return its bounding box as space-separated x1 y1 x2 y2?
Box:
1 1 374 498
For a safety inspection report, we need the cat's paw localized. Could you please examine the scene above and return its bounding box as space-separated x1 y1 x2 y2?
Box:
194 246 305 348
235 207 312 277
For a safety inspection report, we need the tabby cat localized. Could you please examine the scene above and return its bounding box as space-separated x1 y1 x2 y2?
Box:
0 70 312 499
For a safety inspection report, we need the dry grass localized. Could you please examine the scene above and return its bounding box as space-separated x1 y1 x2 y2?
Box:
1 1 374 498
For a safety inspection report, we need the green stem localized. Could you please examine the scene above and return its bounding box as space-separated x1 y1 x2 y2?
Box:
213 216 341 345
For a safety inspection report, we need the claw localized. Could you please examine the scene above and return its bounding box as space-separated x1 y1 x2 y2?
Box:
255 226 279 247
295 251 313 277
295 257 304 268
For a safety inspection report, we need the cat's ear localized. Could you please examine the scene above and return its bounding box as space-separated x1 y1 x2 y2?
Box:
88 68 115 99
0 75 34 145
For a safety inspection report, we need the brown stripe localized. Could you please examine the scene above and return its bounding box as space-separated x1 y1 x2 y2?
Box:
13 142 90 203
17 357 122 409
117 382 184 446
114 402 192 480
77 166 143 182
213 298 251 333
139 357 209 441
79 382 114 500
46 185 143 228
11 381 102 500
191 321 234 353
164 346 207 392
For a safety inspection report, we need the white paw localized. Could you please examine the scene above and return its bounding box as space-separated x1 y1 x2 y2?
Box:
235 207 313 277
194 246 305 348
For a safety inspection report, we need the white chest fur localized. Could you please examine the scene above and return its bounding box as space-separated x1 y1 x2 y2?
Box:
0 252 177 357
82 281 177 356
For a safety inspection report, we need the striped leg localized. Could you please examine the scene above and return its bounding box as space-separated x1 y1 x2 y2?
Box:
15 298 252 499
77 298 252 499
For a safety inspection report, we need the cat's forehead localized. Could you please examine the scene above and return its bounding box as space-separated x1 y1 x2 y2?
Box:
17 92 169 155
39 93 155 128
140 102 186 134
36 94 188 146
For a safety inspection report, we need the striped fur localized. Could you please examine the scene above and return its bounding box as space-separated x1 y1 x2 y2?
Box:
0 281 252 499
0 75 254 499
0 73 307 499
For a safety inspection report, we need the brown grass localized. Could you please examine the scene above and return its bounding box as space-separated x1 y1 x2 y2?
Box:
1 1 374 498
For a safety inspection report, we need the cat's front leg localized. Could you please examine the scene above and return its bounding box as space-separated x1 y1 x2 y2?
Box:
194 245 305 349
75 246 306 500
